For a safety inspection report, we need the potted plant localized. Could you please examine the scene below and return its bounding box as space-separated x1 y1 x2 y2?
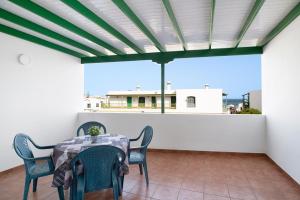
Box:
88 126 101 143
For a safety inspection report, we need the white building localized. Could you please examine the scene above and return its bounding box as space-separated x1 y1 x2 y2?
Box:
249 90 262 111
242 90 262 111
83 96 107 112
91 82 224 113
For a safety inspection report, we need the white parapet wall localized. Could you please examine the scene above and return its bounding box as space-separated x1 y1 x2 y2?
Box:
78 113 266 153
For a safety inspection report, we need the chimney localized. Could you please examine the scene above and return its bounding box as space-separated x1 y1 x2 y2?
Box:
136 85 141 91
204 84 209 89
166 81 172 90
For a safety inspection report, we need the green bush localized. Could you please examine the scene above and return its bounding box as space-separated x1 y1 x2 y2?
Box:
239 108 261 114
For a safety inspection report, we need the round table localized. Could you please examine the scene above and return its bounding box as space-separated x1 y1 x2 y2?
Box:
51 134 129 188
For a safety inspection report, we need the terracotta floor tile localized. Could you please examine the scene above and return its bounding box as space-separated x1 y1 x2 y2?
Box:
123 178 140 192
248 178 279 192
129 183 159 198
228 185 256 200
123 193 150 200
178 189 203 200
254 188 285 200
283 191 300 200
1 151 300 200
181 177 204 192
203 194 230 200
204 183 229 197
152 185 179 200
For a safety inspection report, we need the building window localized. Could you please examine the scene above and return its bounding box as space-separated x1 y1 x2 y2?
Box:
87 103 91 108
96 103 99 107
151 96 157 108
171 96 176 108
138 97 145 108
187 96 196 107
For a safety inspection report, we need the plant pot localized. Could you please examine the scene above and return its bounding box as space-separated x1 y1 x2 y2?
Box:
91 136 98 143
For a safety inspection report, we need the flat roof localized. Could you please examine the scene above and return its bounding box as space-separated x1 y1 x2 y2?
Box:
107 90 176 96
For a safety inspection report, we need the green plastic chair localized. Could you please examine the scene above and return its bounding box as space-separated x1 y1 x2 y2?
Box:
70 145 125 200
76 121 106 136
13 133 64 200
128 126 153 185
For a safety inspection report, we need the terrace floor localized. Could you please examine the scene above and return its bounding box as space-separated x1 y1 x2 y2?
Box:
0 151 299 200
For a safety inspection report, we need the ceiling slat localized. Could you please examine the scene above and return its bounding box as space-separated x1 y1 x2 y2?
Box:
81 47 263 63
0 23 85 58
112 0 165 52
8 0 124 55
0 8 104 56
259 2 300 46
209 0 216 49
162 0 186 50
61 0 144 54
235 0 265 48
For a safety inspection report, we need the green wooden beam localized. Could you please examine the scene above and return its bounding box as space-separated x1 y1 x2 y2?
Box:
161 63 165 114
0 8 104 56
209 0 215 49
162 0 186 50
260 2 300 46
235 0 265 48
0 23 85 58
9 0 124 55
61 0 144 54
81 47 263 63
112 0 165 52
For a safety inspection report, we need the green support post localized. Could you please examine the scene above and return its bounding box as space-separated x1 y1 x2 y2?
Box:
161 63 165 114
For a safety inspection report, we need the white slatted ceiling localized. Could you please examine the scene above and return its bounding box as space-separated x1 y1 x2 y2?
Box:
33 0 133 55
239 0 300 47
0 0 299 57
125 0 183 52
0 0 108 56
171 0 210 50
0 18 91 56
212 0 254 49
79 0 158 53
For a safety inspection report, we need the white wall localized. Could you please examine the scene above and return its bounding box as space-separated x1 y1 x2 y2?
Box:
0 33 83 172
249 90 262 111
78 113 266 153
176 89 223 113
262 17 300 183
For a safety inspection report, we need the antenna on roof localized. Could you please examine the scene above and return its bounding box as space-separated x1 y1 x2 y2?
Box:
136 84 141 91
166 81 172 90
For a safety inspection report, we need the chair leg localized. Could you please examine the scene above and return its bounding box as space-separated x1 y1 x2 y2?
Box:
23 176 31 200
70 184 76 200
139 164 143 175
143 161 149 185
112 180 119 200
118 176 124 196
57 186 64 200
33 178 38 192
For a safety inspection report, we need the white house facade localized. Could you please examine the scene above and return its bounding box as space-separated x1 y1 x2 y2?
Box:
85 83 224 113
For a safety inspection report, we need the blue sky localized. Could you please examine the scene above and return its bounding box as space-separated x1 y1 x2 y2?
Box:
84 55 261 99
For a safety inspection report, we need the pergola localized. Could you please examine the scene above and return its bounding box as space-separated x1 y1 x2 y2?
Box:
0 0 299 113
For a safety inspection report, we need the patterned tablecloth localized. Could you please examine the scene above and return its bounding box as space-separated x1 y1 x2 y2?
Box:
51 134 129 188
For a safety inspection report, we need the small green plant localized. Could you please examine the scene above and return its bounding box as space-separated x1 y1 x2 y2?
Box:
239 108 261 114
88 126 101 136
